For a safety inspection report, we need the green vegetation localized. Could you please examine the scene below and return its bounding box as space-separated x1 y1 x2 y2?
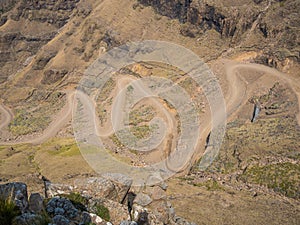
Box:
130 125 152 139
94 204 110 221
129 105 155 126
193 179 225 191
240 162 300 199
0 196 21 225
97 78 116 102
9 91 66 136
110 133 125 149
209 115 300 175
9 109 50 135
43 138 80 157
59 192 88 211
30 210 52 225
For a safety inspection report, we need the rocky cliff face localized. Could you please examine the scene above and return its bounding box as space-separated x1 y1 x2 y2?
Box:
0 0 79 84
138 0 300 69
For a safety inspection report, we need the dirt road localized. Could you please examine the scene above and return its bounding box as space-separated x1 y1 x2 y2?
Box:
0 91 74 145
0 103 13 131
0 60 299 161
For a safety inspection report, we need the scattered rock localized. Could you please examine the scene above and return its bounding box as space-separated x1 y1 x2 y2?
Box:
146 173 168 190
46 197 78 219
119 220 138 225
52 215 70 225
134 193 152 207
29 193 44 213
89 213 104 225
0 180 193 225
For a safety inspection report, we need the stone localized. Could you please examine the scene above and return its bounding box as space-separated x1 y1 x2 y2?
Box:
0 182 28 213
52 215 70 225
80 211 91 224
90 213 104 224
14 213 43 225
146 186 166 200
120 220 138 225
74 177 118 201
134 193 152 207
46 197 78 219
46 183 73 198
146 173 168 190
102 173 133 203
95 198 128 224
29 193 44 213
148 200 169 224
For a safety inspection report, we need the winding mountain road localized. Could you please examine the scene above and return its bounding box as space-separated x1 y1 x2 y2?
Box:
0 61 299 163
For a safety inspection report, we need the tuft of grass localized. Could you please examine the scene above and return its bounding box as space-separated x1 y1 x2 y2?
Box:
0 197 21 225
31 210 52 225
59 193 88 211
94 204 110 221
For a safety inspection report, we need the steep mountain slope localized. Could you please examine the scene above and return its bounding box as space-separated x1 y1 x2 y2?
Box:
0 0 299 224
138 0 300 70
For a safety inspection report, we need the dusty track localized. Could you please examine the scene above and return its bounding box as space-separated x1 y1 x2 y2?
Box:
224 60 300 125
190 60 300 173
0 91 74 145
0 61 299 166
0 103 13 131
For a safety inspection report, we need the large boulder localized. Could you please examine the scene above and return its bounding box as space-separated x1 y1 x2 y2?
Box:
29 193 44 213
0 182 28 213
102 173 133 203
47 174 132 203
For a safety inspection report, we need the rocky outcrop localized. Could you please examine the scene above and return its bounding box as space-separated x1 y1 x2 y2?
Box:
0 0 79 84
46 175 132 204
0 175 195 225
10 0 79 28
137 0 192 23
138 0 257 39
138 0 300 68
0 182 28 213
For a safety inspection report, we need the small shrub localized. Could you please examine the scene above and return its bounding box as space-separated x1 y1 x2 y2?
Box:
33 210 52 225
95 204 110 221
0 197 21 225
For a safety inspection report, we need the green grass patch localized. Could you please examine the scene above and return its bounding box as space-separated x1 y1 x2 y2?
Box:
240 162 300 199
97 78 116 102
0 197 21 225
94 204 110 221
130 125 152 139
9 109 50 135
193 179 225 191
42 138 80 157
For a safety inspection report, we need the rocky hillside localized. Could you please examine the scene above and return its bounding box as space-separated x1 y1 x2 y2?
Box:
0 1 299 225
138 0 299 69
0 174 194 225
0 0 79 84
